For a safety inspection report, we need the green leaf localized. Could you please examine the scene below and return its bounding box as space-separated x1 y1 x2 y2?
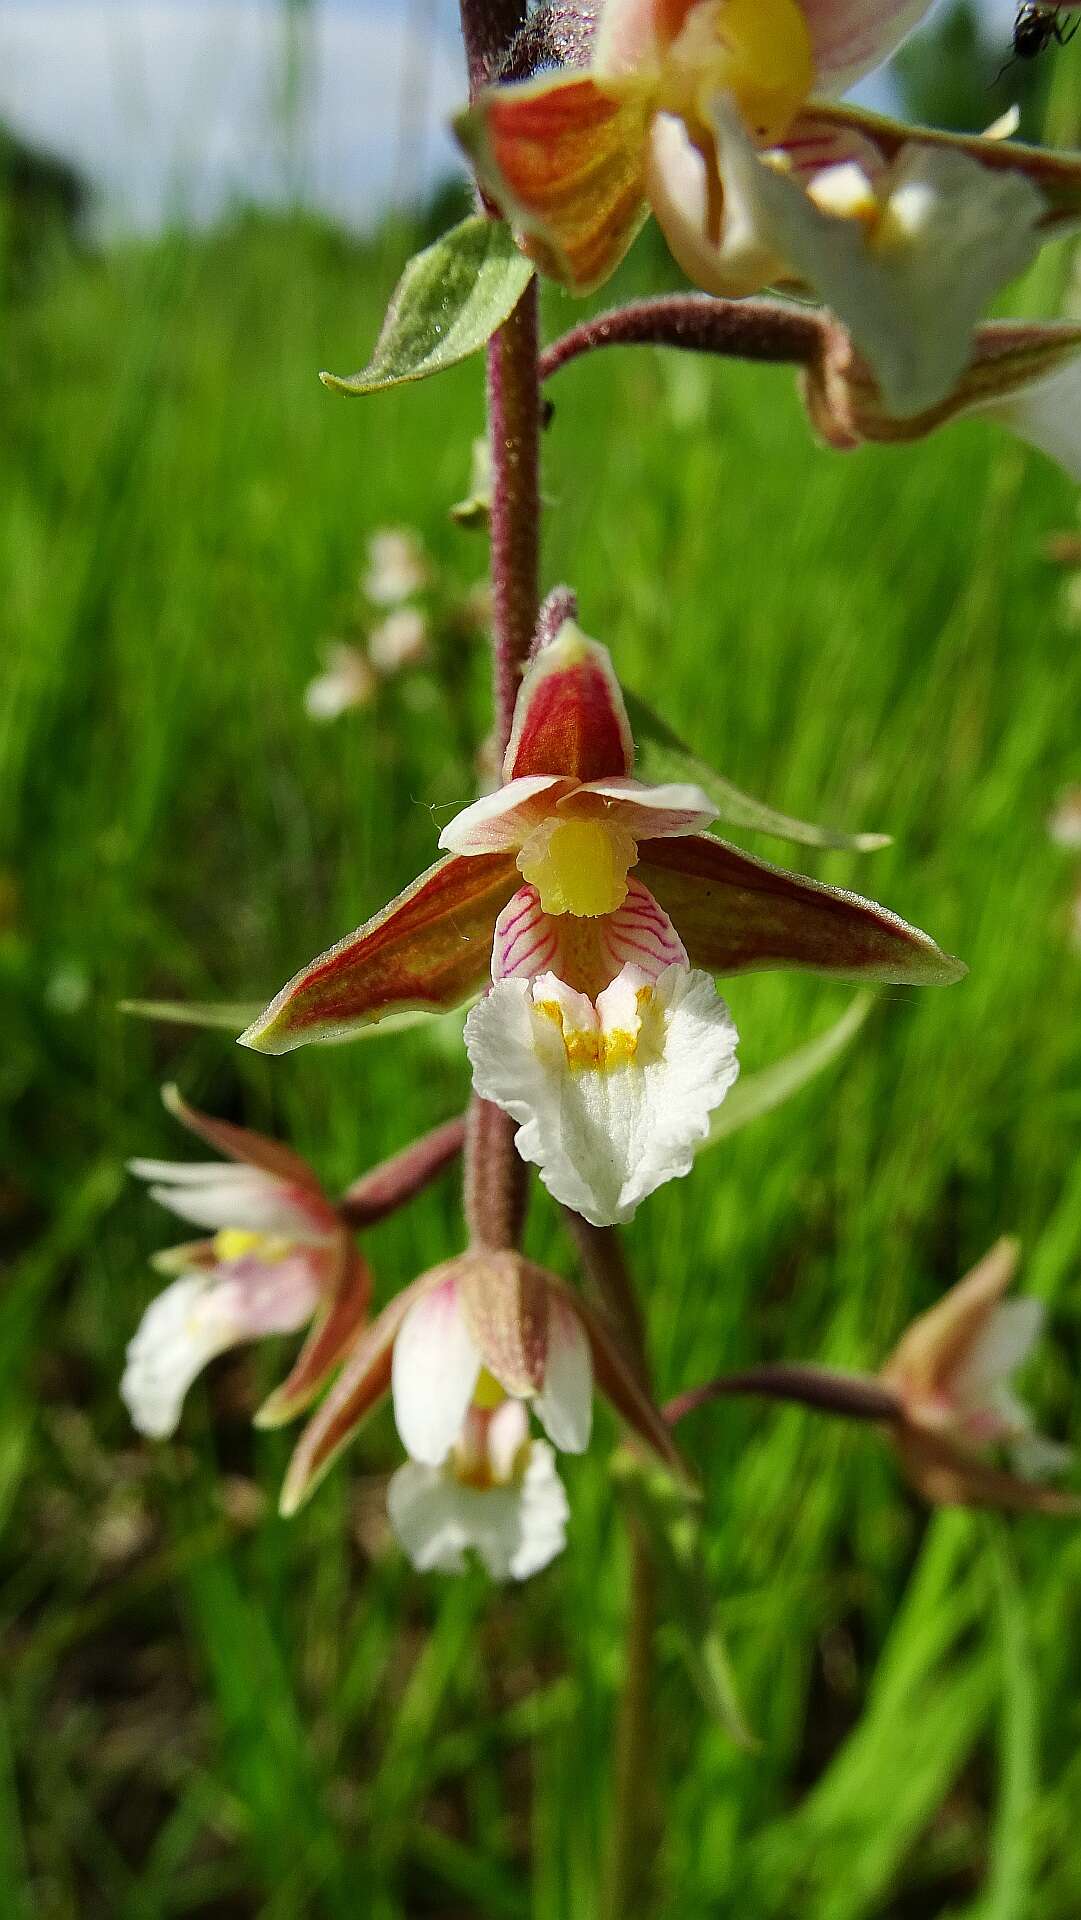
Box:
320 218 535 397
612 1453 757 1748
702 993 874 1151
625 690 890 853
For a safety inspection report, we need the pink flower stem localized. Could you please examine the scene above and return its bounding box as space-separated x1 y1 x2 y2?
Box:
540 295 826 384
664 1364 902 1428
337 1116 466 1227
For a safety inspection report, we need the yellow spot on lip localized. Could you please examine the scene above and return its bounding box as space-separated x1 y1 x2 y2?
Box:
518 816 637 918
534 992 655 1071
213 1228 292 1263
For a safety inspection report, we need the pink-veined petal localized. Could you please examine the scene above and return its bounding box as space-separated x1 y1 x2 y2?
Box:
566 774 717 838
438 776 576 855
504 621 636 783
597 877 689 978
392 1277 482 1466
456 72 650 294
639 833 965 984
240 852 518 1054
492 886 566 982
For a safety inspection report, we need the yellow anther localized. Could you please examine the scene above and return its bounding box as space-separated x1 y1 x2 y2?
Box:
659 0 813 148
213 1228 291 1263
518 817 637 917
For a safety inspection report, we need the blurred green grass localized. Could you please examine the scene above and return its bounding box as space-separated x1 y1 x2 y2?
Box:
3 203 1081 1919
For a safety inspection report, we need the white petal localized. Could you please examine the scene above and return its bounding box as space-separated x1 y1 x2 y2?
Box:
953 1299 1045 1400
121 1273 242 1438
129 1158 252 1184
438 776 574 855
387 1442 569 1581
142 1172 317 1236
708 102 1045 417
391 1280 481 1466
975 356 1081 484
647 112 784 300
535 1299 593 1454
568 777 717 839
465 964 740 1228
486 1397 531 1482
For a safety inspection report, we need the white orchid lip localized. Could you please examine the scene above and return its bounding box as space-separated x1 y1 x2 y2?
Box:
466 961 740 1227
387 1394 570 1582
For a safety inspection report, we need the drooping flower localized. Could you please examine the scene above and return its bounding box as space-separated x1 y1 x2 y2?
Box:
242 617 961 1222
278 1248 683 1516
123 1086 371 1438
458 0 1081 413
881 1238 1077 1510
803 317 1081 480
388 1397 570 1580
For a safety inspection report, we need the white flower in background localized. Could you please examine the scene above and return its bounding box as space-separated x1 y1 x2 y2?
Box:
123 1089 369 1438
466 962 739 1226
388 1398 569 1580
362 526 430 606
304 642 377 721
1049 786 1081 852
367 606 429 674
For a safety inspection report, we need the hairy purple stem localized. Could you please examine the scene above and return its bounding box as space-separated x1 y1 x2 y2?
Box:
464 1097 528 1252
459 0 530 93
664 1363 903 1429
337 1116 465 1228
540 295 826 384
488 279 542 750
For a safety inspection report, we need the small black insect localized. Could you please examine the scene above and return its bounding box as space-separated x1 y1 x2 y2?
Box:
996 2 1079 80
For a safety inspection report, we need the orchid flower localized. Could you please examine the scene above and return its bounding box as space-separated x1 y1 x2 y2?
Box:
804 318 1081 481
881 1238 1077 1511
242 618 961 1225
388 1397 570 1580
123 1086 370 1438
278 1249 683 1516
458 0 1081 413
